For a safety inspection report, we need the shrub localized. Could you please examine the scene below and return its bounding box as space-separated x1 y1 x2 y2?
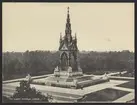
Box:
11 80 48 102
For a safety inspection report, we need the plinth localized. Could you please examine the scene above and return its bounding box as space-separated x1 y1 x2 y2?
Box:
45 66 109 89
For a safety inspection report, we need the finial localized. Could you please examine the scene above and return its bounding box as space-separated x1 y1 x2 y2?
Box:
60 33 62 42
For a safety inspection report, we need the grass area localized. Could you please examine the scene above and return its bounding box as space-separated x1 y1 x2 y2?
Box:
117 79 134 89
35 89 82 98
79 88 130 102
3 74 27 81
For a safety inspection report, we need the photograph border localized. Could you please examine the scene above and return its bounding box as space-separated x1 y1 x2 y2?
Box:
1 0 136 105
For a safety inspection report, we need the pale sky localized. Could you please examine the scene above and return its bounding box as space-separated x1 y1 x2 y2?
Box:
2 3 134 52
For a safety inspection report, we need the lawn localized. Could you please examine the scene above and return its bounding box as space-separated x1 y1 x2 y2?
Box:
79 88 130 102
117 79 134 89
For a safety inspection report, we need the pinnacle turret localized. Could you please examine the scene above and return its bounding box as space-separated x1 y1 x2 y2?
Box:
60 33 62 43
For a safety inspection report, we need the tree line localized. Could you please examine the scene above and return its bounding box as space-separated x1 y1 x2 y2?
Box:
2 50 134 80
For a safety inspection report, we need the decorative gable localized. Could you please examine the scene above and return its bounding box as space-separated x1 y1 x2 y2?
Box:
70 42 77 51
60 44 68 50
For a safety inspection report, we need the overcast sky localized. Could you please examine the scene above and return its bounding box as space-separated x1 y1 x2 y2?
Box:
2 3 134 52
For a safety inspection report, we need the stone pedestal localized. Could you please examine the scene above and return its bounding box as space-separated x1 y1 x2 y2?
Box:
45 66 109 89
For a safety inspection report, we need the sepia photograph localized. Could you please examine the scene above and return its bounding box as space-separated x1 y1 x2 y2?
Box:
2 3 134 103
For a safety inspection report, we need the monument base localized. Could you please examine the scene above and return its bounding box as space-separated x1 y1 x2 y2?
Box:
45 73 109 89
44 66 109 89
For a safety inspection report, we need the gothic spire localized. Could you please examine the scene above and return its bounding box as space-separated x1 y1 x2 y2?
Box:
65 7 72 42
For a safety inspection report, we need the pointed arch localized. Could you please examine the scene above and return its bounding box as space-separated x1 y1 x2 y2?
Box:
61 52 68 70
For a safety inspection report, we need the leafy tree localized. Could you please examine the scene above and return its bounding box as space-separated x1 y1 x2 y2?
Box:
11 80 49 102
2 50 134 80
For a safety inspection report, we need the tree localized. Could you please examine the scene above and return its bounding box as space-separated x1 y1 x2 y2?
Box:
2 50 134 80
11 80 49 103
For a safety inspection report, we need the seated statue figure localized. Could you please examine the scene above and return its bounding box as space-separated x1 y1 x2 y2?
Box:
78 66 83 72
68 66 72 73
54 66 59 72
67 66 72 77
54 66 60 76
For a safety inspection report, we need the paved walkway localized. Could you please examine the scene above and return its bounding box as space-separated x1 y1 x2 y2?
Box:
3 72 133 84
110 76 134 80
111 86 134 92
3 79 128 97
29 80 128 96
113 92 134 103
3 74 53 84
2 73 134 103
